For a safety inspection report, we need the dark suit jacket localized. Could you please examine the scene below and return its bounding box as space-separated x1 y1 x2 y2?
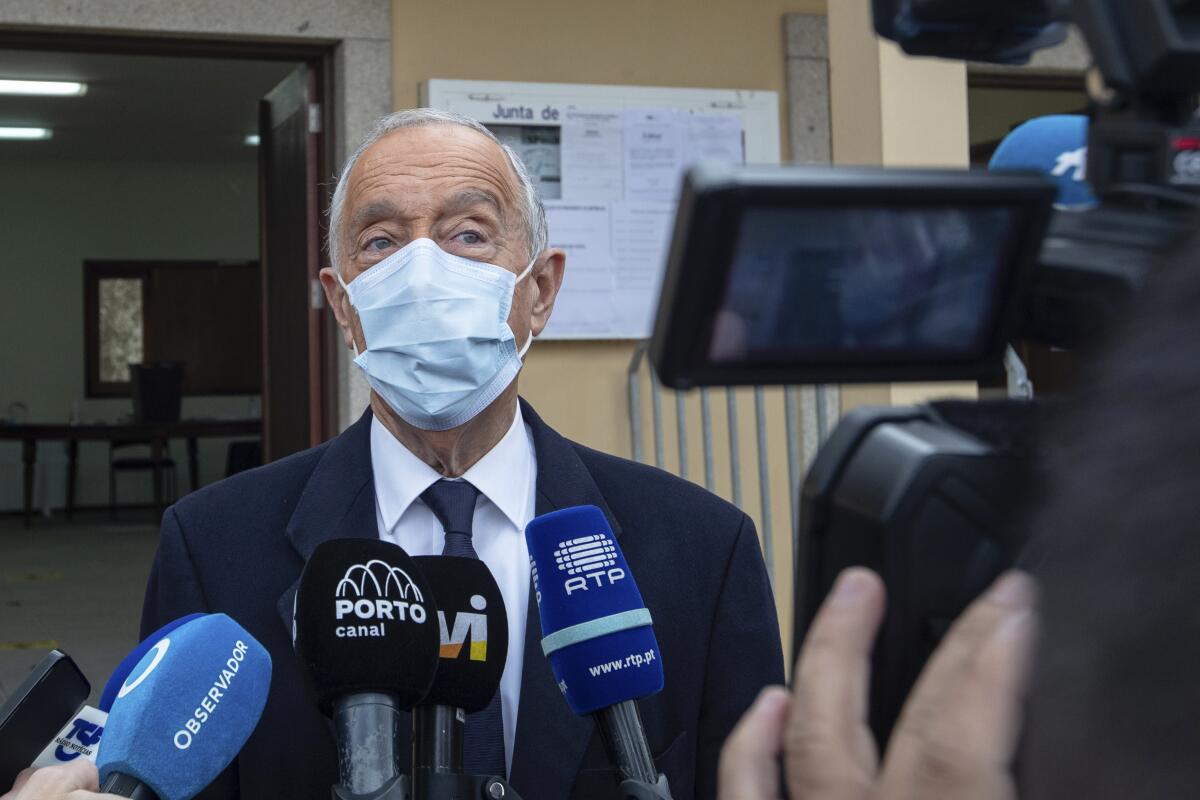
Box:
141 400 783 799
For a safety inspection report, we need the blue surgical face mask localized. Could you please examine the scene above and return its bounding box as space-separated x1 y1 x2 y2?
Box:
338 238 536 431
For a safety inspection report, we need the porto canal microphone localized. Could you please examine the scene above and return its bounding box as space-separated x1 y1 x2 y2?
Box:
0 650 91 786
97 614 271 800
28 615 210 773
292 539 441 799
525 506 672 799
410 556 508 798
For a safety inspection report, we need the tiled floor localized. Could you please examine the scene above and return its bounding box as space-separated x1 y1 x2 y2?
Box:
0 514 159 706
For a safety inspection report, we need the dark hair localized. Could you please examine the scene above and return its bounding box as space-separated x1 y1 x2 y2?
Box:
1024 227 1200 798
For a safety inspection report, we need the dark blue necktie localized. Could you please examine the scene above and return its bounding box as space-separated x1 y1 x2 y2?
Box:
420 479 507 778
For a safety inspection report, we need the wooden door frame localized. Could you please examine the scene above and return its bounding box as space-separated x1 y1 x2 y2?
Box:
0 28 340 445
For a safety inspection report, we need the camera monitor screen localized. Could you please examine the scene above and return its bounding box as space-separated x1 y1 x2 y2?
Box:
649 165 1055 388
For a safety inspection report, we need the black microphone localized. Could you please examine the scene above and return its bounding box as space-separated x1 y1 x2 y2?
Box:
409 556 509 800
0 650 91 787
292 539 441 799
525 506 673 799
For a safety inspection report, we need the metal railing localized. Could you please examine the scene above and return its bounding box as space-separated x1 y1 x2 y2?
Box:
626 344 838 585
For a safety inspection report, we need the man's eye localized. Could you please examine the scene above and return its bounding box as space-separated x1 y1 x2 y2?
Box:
366 237 394 251
457 230 484 245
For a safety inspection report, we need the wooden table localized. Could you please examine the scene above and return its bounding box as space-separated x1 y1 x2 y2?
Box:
0 419 261 528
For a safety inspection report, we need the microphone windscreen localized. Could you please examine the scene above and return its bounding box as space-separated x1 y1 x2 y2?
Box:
293 539 440 713
99 613 205 713
97 614 271 800
412 556 508 712
989 114 1097 209
525 506 663 715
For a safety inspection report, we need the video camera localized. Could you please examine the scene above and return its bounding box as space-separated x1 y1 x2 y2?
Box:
648 0 1200 747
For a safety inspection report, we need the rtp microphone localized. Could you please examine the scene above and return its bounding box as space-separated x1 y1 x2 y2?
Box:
410 556 508 798
525 505 671 799
292 538 441 799
97 613 271 800
989 114 1098 209
0 650 91 786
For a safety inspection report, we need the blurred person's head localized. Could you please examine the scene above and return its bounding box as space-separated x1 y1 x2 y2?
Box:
1023 227 1200 797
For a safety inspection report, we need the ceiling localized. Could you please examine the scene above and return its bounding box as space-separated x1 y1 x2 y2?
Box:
0 49 299 163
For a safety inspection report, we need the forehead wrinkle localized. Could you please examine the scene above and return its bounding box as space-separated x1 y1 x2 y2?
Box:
347 162 521 240
354 128 522 205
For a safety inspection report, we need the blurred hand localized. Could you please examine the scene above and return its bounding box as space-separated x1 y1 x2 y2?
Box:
718 567 1036 800
0 761 121 800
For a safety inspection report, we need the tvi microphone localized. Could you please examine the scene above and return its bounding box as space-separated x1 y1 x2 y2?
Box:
29 614 206 773
97 614 272 800
293 539 441 800
526 505 673 800
410 555 513 800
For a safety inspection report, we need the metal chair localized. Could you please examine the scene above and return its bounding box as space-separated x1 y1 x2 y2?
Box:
108 440 176 519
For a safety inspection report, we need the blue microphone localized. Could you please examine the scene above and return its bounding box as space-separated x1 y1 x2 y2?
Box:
97 614 271 800
525 505 670 797
99 614 206 714
989 114 1099 209
28 615 209 774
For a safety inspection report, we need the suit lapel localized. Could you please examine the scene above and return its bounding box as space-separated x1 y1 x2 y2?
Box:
274 407 379 638
274 407 422 769
508 399 620 799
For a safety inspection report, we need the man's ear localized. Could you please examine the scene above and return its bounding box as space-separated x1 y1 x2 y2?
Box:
318 267 361 350
529 248 566 338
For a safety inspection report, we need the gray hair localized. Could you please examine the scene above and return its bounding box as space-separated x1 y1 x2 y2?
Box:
327 108 549 273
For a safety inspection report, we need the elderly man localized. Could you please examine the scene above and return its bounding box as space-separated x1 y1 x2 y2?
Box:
140 109 782 800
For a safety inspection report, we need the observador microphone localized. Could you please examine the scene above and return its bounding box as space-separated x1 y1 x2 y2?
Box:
28 614 206 772
97 614 272 800
525 505 672 800
293 538 441 800
410 555 512 800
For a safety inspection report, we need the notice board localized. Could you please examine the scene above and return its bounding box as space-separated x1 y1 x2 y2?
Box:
423 79 781 339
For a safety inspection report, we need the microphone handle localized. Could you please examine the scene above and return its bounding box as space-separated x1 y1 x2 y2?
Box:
412 704 464 773
100 772 159 800
334 692 402 795
592 700 658 785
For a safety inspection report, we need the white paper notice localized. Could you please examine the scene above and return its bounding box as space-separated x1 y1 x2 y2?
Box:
623 108 685 203
686 112 744 165
543 202 616 338
611 201 676 335
561 108 624 202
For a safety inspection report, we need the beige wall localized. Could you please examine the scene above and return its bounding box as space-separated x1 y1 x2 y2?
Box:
392 0 826 645
389 0 979 652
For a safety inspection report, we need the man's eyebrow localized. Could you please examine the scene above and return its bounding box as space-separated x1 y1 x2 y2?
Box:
442 189 506 222
350 200 401 231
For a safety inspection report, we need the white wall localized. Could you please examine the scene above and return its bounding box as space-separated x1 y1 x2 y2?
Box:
0 158 260 512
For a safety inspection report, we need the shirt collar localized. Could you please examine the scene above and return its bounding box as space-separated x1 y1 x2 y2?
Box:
370 405 532 535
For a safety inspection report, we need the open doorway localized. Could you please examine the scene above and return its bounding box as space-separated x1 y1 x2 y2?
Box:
0 37 335 526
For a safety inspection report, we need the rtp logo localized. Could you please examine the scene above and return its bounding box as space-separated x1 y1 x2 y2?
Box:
438 594 488 662
553 533 626 595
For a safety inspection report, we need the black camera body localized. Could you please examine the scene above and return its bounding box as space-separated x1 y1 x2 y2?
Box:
649 0 1200 749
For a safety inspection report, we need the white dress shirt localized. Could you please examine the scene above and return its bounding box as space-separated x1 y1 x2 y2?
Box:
370 406 535 775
